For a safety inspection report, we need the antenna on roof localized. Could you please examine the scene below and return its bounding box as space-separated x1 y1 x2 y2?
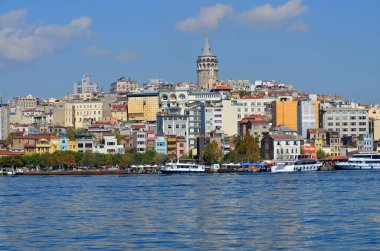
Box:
0 92 3 104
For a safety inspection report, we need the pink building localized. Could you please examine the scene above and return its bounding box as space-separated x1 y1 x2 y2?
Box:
176 136 187 159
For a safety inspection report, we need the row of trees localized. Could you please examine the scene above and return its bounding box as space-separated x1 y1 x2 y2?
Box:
202 134 261 163
0 150 169 169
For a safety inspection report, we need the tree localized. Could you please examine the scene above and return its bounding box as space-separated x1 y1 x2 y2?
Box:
223 134 261 163
81 151 95 167
52 151 76 169
235 134 261 162
0 156 23 167
120 153 133 167
317 148 327 159
202 141 222 162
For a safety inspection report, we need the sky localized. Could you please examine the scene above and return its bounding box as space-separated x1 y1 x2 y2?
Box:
0 0 379 103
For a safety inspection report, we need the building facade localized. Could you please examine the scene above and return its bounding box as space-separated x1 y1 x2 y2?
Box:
320 108 369 138
73 74 99 94
110 77 139 93
127 92 159 122
272 101 298 132
297 101 319 138
0 105 9 141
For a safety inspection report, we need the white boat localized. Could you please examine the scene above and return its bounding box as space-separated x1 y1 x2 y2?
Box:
160 161 205 174
271 159 322 173
335 153 380 170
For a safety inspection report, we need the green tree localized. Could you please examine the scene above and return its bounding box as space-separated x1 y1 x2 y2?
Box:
317 148 327 159
235 134 261 162
81 151 95 167
202 141 222 162
52 151 76 169
0 156 23 167
223 134 261 163
38 153 54 169
120 153 134 167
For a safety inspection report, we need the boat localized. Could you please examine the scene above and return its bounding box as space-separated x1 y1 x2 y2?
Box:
15 168 24 175
271 159 322 173
160 161 205 174
335 153 380 170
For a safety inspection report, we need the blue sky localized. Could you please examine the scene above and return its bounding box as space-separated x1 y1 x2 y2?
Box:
0 0 379 103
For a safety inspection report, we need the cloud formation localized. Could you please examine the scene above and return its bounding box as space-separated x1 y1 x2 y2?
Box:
176 4 233 33
239 0 308 30
176 0 308 32
0 9 92 63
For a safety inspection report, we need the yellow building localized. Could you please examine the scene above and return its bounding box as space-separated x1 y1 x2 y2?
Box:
68 140 77 152
35 137 60 154
111 104 128 121
167 135 177 159
127 93 159 122
272 101 298 131
53 101 107 128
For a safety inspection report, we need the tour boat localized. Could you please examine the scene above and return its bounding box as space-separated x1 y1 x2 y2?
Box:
271 159 322 173
335 153 380 170
160 161 205 174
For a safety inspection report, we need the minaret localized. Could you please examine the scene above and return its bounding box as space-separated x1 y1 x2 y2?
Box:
197 33 218 90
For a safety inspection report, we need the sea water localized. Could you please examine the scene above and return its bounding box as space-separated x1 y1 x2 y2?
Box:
0 171 379 250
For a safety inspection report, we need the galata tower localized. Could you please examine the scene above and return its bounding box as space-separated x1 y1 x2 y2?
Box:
197 34 218 90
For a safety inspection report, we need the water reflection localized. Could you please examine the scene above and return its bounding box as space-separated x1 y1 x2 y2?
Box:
0 172 380 249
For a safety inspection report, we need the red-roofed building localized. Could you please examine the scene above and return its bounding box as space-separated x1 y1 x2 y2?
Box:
238 115 270 141
0 149 24 158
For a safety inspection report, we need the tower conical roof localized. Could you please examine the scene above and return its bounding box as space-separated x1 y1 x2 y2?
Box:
201 33 214 57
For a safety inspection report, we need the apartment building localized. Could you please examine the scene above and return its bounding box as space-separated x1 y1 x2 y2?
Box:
0 104 9 140
110 77 139 93
320 108 369 138
53 101 106 128
127 92 159 122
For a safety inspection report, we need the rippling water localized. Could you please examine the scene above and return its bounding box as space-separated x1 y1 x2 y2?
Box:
1 171 380 250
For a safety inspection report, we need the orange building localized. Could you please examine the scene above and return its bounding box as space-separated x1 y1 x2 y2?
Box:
272 101 298 131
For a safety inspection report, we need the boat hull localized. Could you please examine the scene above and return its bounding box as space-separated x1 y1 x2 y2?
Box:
271 163 322 173
160 169 205 174
335 163 380 170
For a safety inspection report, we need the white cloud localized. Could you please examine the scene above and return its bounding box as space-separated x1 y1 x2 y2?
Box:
0 9 92 63
0 9 27 28
176 4 233 33
84 44 109 57
287 21 308 32
238 0 308 30
116 51 138 62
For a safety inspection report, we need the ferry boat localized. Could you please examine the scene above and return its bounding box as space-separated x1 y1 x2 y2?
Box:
335 153 380 170
160 161 205 174
271 159 322 173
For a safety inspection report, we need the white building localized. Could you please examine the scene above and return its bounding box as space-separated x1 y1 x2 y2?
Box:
110 77 138 93
222 98 275 136
261 133 301 161
0 105 9 140
201 105 223 134
297 101 318 138
73 74 99 94
93 135 125 154
156 113 189 144
320 107 369 138
133 129 146 153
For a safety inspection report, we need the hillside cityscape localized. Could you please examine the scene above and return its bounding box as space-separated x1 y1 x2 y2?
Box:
0 34 379 170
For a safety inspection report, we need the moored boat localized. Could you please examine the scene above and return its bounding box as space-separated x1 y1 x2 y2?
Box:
160 161 205 174
335 153 380 170
271 159 322 173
